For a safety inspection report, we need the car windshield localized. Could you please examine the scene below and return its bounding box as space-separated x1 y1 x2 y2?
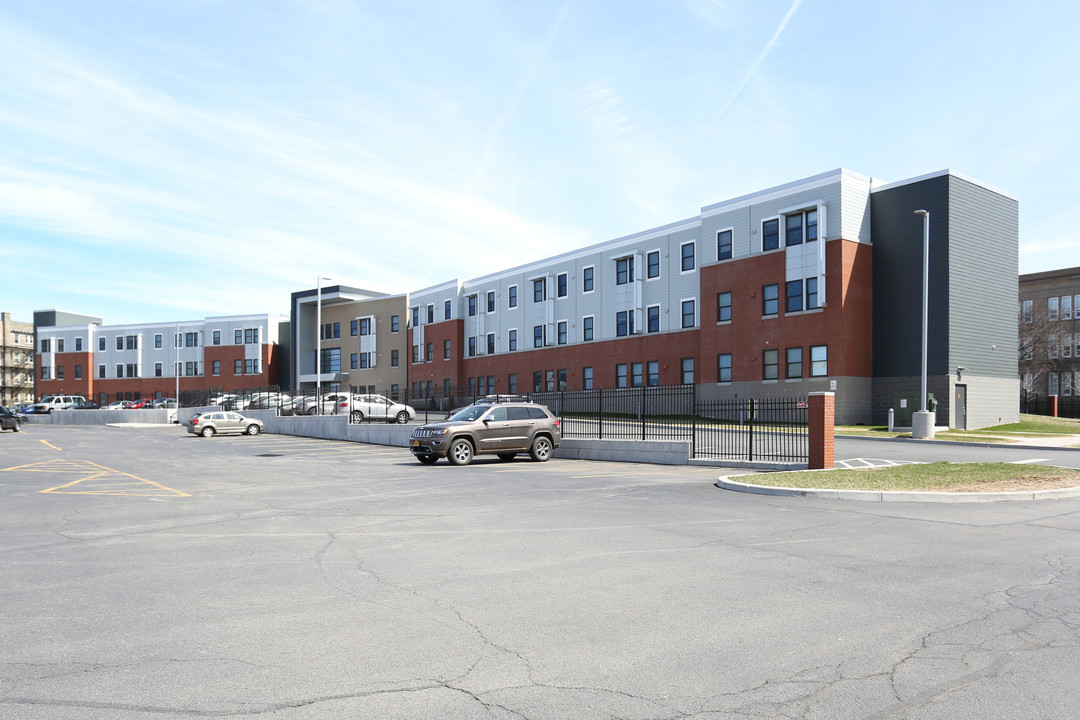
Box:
448 405 491 422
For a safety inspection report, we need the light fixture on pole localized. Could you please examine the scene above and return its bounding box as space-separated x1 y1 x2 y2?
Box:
912 209 934 439
316 277 331 414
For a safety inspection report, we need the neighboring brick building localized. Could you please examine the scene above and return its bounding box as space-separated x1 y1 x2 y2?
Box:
399 168 1018 428
33 313 288 404
1 312 36 407
1018 265 1080 400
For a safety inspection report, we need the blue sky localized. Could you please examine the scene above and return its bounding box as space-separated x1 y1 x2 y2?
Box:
2 0 1078 325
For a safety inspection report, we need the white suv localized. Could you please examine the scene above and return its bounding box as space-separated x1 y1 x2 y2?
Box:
33 395 86 414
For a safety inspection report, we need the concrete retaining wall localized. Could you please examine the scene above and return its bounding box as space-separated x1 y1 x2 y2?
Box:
555 438 691 465
24 409 176 425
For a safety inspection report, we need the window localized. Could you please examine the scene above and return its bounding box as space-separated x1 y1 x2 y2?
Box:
533 325 545 348
1063 295 1073 320
583 366 594 390
360 353 370 369
681 242 695 272
546 370 555 391
211 330 220 346
116 336 123 350
647 305 660 333
533 278 547 302
1065 334 1073 359
351 353 358 370
426 342 434 361
235 329 243 344
647 361 659 386
487 291 496 313
717 353 732 383
762 219 780 251
509 329 517 351
1049 297 1059 321
810 345 828 376
583 266 594 292
427 304 434 324
616 310 634 337
763 349 779 380
647 251 660 279
212 360 220 376
1065 372 1074 396
391 349 400 367
1050 334 1059 359
786 347 803 378
155 362 163 377
128 363 139 378
583 313 594 341
360 318 371 336
785 213 803 246
533 371 543 392
468 337 477 357
351 320 358 337
717 229 732 260
245 359 260 374
58 338 66 353
616 363 628 388
681 357 694 384
717 292 732 323
1021 300 1033 323
557 321 567 345
116 363 124 378
333 323 340 339
786 280 804 313
99 337 106 351
392 315 401 332
41 339 51 353
42 366 51 380
98 365 106 379
631 362 643 387
806 277 819 310
468 295 477 317
763 284 779 316
57 365 64 380
507 374 517 394
681 300 695 329
508 286 517 308
411 307 420 327
557 273 567 298
616 257 633 285
487 333 496 355
319 348 341 373
1049 372 1059 396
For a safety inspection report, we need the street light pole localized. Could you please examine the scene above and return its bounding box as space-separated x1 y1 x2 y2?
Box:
175 322 180 411
315 277 331 414
912 210 934 439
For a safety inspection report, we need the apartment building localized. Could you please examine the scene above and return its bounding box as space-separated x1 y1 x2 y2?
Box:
1018 265 1080 398
1 312 36 407
404 168 1019 428
289 285 409 397
34 312 288 404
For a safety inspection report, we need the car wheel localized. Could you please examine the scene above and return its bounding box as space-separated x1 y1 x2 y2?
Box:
529 436 553 462
417 454 438 465
306 406 318 415
12 423 20 433
497 452 516 461
351 411 364 423
447 438 473 466
200 426 215 438
396 410 409 424
245 424 261 436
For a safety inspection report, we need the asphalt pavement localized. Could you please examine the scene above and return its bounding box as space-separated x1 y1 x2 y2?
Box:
3 425 1080 719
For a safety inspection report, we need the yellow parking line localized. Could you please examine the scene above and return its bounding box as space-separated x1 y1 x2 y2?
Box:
38 440 62 451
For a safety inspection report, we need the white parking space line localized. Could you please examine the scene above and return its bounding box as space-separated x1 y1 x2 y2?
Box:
1008 458 1051 464
835 458 924 469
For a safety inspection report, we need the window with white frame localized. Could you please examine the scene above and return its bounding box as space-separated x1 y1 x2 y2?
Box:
1064 372 1073 396
487 291 495 313
1065 334 1073 359
616 257 634 285
762 349 779 380
647 305 660 333
717 292 732 323
508 329 517 351
616 310 634 336
647 360 659 386
647 250 660 279
616 363 627 388
1064 295 1073 320
784 208 818 246
717 229 732 260
1050 333 1059 359
1049 372 1059 395
582 316 594 341
806 277 819 310
680 242 695 272
533 278 546 302
810 345 828 376
557 273 567 298
631 362 643 387
717 353 732 383
681 299 695 329
681 357 694 384
533 325 545 347
508 285 517 308
487 333 496 354
468 295 477 317
582 267 594 293
557 321 567 345
762 218 780 251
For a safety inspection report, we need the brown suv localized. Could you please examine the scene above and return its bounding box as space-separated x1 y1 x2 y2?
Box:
409 401 561 465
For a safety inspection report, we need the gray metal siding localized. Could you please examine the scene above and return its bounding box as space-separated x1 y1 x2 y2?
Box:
945 176 1019 380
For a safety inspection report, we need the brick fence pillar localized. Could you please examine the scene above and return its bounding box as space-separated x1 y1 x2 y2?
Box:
808 392 835 470
1049 395 1059 418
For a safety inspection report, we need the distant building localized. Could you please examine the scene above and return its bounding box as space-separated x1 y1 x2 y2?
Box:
33 313 288 404
1 312 36 407
1018 265 1080 399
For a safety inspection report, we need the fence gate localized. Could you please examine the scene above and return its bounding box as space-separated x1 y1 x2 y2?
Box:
692 397 808 462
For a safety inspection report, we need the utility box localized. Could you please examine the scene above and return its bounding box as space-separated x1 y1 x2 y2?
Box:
893 394 935 427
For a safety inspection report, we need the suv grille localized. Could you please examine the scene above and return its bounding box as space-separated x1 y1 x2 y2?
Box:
413 428 437 438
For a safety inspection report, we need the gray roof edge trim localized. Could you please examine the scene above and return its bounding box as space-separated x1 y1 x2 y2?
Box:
700 168 866 217
871 169 1018 201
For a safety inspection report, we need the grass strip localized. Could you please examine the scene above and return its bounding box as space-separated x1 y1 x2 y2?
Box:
743 462 1080 492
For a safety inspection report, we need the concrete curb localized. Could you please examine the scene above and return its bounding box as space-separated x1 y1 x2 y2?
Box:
837 434 1080 451
716 474 1080 503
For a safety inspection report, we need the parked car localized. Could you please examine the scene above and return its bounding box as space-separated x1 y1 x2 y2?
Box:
14 404 35 414
0 406 22 432
409 400 561 466
293 393 352 416
187 411 265 438
71 400 103 410
343 394 416 424
32 395 86 414
126 398 156 409
105 400 134 410
245 393 291 410
152 398 178 409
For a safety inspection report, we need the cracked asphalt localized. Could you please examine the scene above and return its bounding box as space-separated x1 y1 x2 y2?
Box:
3 425 1080 719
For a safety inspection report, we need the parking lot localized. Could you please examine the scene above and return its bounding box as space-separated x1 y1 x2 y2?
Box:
3 425 1080 719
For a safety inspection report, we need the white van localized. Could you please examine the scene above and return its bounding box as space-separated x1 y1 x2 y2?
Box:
32 395 86 414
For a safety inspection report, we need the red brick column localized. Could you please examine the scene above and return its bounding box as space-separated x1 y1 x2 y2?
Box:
1049 395 1059 418
808 392 835 470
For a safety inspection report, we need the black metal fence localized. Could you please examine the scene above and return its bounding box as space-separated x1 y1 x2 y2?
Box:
181 381 810 461
1021 394 1080 419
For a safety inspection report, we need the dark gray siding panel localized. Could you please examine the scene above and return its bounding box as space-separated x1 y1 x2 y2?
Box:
945 176 1018 380
870 175 952 378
